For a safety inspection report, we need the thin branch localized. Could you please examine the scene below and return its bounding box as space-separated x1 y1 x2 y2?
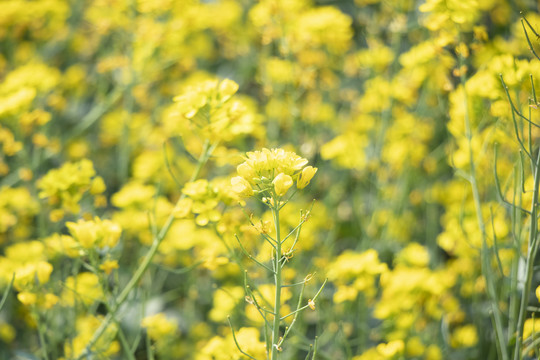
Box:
494 145 531 215
282 278 312 288
278 281 306 347
239 208 277 248
500 75 540 131
228 317 259 360
243 272 274 330
0 273 14 311
234 234 275 273
280 279 327 321
312 336 319 360
522 17 540 61
500 76 534 161
489 206 506 279
163 142 182 188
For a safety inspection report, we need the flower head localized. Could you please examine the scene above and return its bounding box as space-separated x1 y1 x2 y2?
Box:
231 148 316 200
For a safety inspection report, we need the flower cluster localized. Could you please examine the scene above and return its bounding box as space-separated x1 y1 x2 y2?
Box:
66 217 122 250
37 159 106 220
231 148 317 198
165 78 262 143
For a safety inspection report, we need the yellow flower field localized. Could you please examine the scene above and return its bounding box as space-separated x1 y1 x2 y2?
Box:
1 0 540 359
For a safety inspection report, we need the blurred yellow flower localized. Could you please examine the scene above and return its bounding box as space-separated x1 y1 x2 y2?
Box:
142 313 177 340
297 166 317 189
272 173 293 196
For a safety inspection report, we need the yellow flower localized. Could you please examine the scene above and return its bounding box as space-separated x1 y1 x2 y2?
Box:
297 166 317 189
233 148 315 201
97 218 122 248
231 176 253 197
90 176 106 194
377 340 404 357
450 324 478 348
66 217 122 249
0 322 15 343
42 293 59 309
173 198 193 218
141 313 177 340
17 291 37 306
237 162 256 180
218 78 239 102
62 272 104 306
13 261 53 290
66 219 98 249
99 260 119 275
272 173 293 196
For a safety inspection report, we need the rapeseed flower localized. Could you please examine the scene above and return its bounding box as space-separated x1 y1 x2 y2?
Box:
232 148 316 198
141 313 178 340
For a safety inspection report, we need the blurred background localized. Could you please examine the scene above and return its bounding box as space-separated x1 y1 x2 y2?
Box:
2 0 540 359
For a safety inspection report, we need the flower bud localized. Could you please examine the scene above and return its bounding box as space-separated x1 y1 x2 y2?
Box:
272 173 293 196
231 176 253 197
297 166 317 189
219 79 239 102
237 163 255 181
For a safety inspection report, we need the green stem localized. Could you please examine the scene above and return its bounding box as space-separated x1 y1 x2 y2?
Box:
76 140 214 359
35 311 50 360
514 148 540 360
460 59 508 360
271 204 282 360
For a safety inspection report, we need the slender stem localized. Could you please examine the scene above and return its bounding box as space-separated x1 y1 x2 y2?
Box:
280 279 327 321
514 148 540 360
460 61 508 359
146 327 155 360
235 234 275 273
312 336 318 360
76 140 214 359
228 317 258 360
0 274 14 311
35 311 50 360
116 323 136 360
271 205 282 360
278 282 306 347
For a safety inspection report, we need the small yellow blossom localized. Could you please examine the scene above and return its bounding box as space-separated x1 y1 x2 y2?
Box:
173 198 193 218
377 340 404 357
66 219 98 248
0 322 15 343
66 217 122 249
272 173 293 196
231 176 253 197
142 313 177 340
42 293 59 309
451 324 478 348
62 272 104 306
99 260 119 275
17 291 37 306
297 166 317 189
